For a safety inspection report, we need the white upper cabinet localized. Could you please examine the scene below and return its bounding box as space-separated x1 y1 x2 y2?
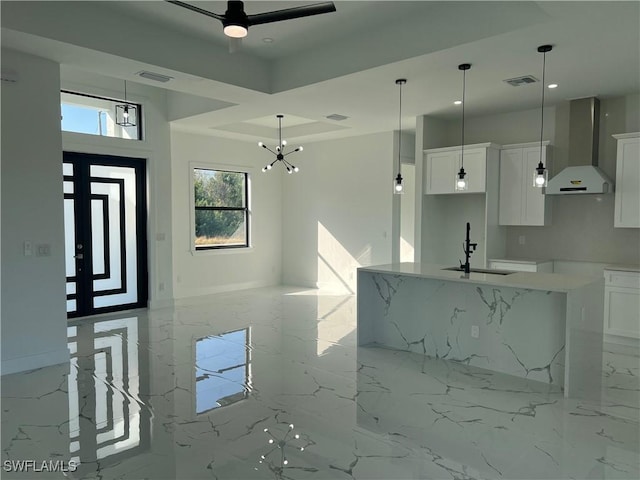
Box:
613 133 640 228
499 142 552 226
424 143 498 194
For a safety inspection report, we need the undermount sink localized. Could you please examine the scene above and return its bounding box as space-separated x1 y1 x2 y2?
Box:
442 266 514 276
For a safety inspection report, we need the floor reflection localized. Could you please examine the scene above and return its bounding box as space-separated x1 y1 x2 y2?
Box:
67 316 151 476
1 286 638 480
195 328 251 414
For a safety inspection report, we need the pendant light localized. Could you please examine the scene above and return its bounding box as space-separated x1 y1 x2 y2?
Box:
394 78 407 194
534 45 552 188
259 115 303 174
115 80 137 127
455 63 471 191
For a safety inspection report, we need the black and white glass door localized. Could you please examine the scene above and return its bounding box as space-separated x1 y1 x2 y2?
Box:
63 152 148 318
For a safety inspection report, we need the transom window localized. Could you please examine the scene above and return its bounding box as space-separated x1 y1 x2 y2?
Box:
61 90 142 141
194 168 249 249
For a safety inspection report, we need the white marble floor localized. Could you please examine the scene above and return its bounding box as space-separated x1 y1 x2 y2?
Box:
1 286 638 479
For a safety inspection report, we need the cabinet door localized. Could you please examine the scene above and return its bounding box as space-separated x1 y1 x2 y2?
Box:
461 149 486 193
614 138 640 228
425 152 455 194
522 146 547 225
499 149 523 225
604 286 640 338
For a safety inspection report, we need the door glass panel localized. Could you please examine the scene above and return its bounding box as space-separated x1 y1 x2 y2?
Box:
64 192 77 315
64 181 74 194
90 165 138 308
63 163 73 176
64 199 76 277
91 199 107 276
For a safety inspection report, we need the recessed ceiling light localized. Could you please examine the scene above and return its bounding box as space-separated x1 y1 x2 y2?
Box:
548 83 558 89
454 100 462 105
262 37 274 43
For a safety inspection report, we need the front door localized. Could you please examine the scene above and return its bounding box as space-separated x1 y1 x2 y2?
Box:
63 152 148 318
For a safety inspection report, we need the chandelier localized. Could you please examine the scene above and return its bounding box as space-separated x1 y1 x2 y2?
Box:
259 115 303 174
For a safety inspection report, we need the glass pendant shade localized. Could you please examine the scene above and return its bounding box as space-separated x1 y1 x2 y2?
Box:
533 162 548 187
115 80 137 127
115 103 137 127
455 167 468 191
394 173 404 194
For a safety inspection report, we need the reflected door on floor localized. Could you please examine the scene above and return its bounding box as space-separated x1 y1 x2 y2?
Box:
63 152 148 318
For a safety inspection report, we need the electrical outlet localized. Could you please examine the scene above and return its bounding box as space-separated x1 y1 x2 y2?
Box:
471 325 479 338
23 241 32 257
36 244 51 257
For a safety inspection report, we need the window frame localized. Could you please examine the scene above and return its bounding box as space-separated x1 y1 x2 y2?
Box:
191 164 251 252
61 89 144 141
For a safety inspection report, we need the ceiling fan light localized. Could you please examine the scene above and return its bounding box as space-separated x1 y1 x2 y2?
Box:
223 24 248 38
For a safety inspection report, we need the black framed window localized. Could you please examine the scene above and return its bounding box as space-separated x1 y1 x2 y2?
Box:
61 90 143 141
194 168 249 249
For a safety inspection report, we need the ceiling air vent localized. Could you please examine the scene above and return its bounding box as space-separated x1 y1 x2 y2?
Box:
136 71 173 83
503 75 538 87
326 114 349 121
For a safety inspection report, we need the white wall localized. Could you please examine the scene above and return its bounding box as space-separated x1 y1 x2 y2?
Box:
282 132 395 292
505 95 640 264
416 97 639 266
1 49 68 374
60 67 175 309
170 131 283 298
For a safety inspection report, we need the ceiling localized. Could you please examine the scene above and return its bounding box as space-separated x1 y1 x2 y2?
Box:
1 1 639 144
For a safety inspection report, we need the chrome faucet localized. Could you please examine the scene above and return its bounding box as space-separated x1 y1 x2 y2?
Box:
460 222 477 274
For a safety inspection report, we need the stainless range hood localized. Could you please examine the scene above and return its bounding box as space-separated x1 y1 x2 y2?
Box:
545 97 614 195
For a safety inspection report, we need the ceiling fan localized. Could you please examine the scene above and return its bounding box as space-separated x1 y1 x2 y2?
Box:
166 1 336 51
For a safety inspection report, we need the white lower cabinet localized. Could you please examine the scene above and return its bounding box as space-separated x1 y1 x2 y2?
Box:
499 142 552 226
604 269 640 339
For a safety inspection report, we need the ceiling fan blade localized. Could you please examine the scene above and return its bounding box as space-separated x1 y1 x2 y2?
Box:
247 2 336 26
165 1 224 21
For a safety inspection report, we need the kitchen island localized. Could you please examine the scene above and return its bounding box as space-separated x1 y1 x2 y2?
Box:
357 263 604 399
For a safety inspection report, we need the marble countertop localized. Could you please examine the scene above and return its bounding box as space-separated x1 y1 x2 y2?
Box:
604 264 640 273
358 262 602 293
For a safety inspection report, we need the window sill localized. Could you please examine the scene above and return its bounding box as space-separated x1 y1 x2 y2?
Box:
191 247 255 256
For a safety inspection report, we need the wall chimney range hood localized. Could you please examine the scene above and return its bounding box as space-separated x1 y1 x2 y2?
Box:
545 97 614 195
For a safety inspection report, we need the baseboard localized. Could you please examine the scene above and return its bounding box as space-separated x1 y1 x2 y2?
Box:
149 298 175 310
604 333 640 349
174 280 278 304
1 348 70 376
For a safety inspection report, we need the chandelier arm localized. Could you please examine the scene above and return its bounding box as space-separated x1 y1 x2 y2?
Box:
261 145 278 155
283 150 300 157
